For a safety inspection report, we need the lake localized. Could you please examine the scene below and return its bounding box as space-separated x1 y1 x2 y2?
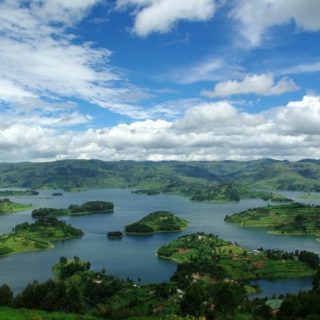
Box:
0 188 319 295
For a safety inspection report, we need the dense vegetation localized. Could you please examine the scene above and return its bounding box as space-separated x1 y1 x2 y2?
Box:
1 255 320 319
157 233 317 281
225 203 320 237
125 211 189 234
0 217 83 257
0 159 319 201
0 198 32 214
0 189 39 196
32 200 114 218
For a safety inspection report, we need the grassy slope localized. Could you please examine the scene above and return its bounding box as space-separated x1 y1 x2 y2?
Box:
225 203 320 237
157 233 315 280
0 219 83 257
0 307 97 320
125 211 189 234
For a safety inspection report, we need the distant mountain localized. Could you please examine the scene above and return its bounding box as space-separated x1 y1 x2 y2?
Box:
0 159 320 194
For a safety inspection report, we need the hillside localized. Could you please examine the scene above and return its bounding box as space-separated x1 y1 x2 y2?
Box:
0 159 319 197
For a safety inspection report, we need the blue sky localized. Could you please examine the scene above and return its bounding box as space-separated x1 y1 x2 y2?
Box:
0 0 320 161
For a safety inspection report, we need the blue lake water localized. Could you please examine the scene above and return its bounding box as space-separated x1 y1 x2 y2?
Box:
0 188 319 295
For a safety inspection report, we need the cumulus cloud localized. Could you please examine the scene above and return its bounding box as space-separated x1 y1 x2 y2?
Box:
201 74 299 97
2 95 320 162
116 0 216 37
231 0 320 46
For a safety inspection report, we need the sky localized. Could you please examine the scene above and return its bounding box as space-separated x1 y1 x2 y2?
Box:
0 0 320 162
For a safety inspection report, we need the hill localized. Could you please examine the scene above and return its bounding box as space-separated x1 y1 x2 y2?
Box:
0 159 320 199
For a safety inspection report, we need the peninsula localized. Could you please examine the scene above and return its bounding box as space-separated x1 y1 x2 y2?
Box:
225 203 320 237
157 233 317 281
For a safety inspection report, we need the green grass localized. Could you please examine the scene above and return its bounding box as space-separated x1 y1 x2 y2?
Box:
0 307 98 320
157 233 316 281
225 203 320 237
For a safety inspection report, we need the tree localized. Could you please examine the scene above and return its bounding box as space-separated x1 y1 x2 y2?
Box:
180 284 207 317
59 256 67 265
0 284 13 306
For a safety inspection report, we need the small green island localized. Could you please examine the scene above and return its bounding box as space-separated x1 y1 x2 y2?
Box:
31 201 114 218
0 198 32 214
0 189 39 197
125 211 188 234
157 232 318 281
107 231 123 239
225 203 320 237
0 217 83 257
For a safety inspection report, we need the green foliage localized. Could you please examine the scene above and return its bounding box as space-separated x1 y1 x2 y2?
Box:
0 285 13 307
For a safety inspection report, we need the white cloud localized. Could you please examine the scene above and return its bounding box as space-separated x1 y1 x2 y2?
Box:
281 62 320 75
116 0 216 37
201 74 299 97
2 95 320 162
231 0 320 46
0 0 158 120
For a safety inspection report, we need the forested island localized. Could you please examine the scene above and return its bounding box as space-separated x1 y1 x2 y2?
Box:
157 233 318 281
0 198 32 214
225 203 320 237
107 231 123 239
0 217 83 257
0 189 39 197
125 211 188 234
31 201 114 219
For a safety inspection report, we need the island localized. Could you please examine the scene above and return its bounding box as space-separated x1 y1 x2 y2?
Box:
32 201 114 218
224 203 320 237
125 211 188 234
52 192 63 196
0 189 39 196
157 232 318 281
0 198 32 214
107 231 123 239
131 189 160 195
0 217 83 257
